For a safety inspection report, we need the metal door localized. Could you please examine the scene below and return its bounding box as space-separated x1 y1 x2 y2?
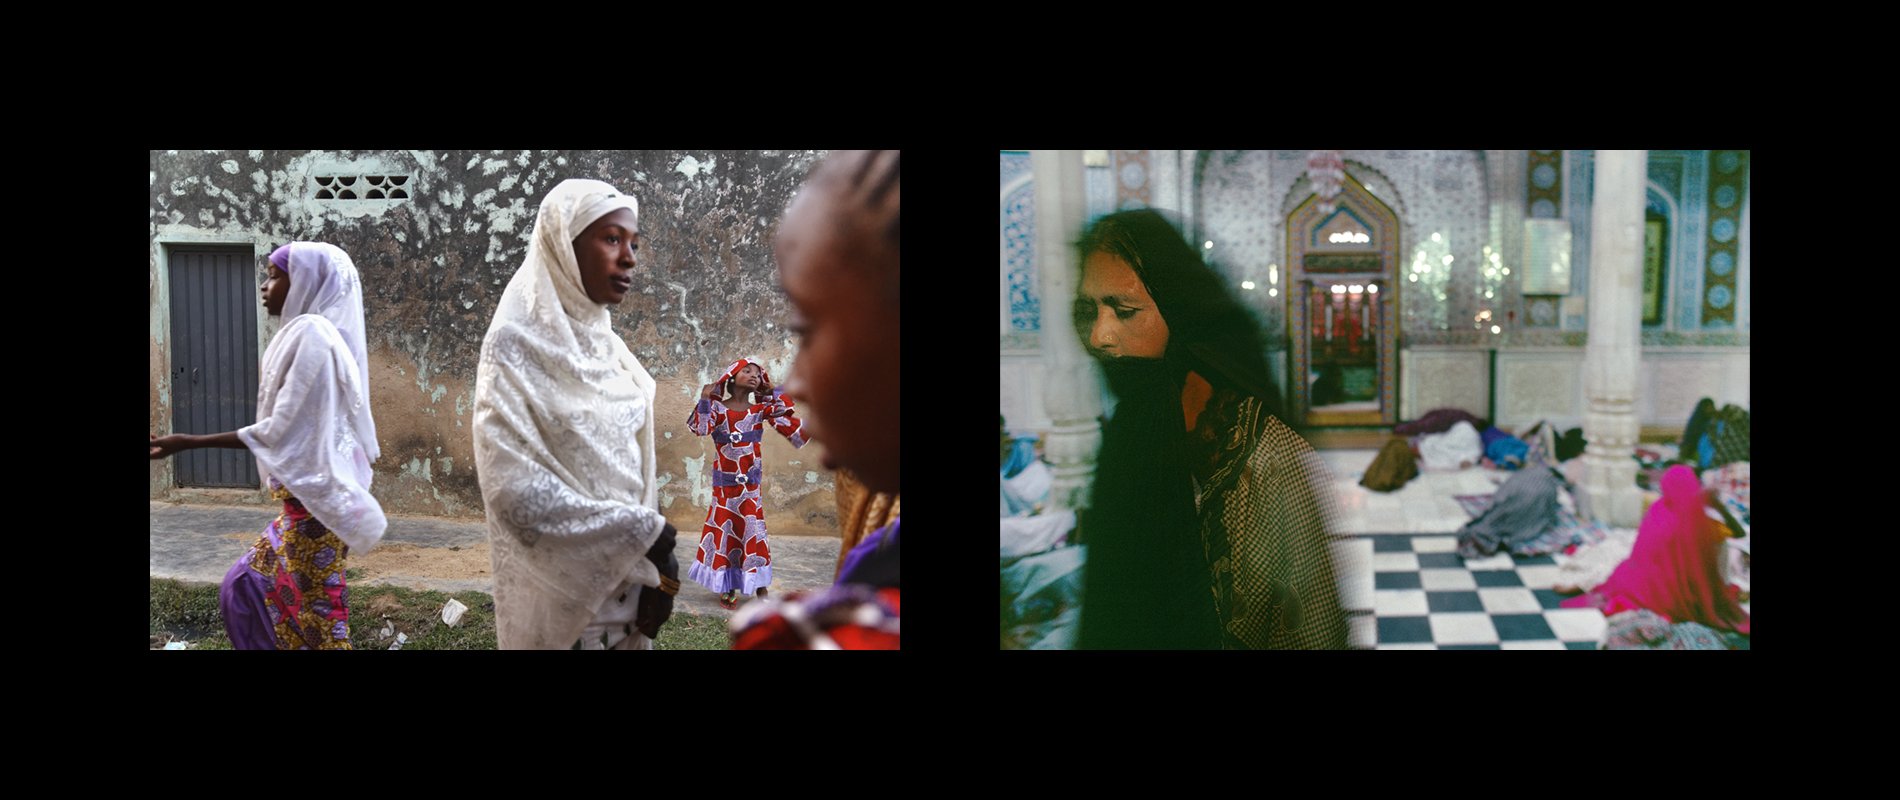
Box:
169 246 261 487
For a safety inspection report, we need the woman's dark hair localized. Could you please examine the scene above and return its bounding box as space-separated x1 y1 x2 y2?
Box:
1073 209 1283 420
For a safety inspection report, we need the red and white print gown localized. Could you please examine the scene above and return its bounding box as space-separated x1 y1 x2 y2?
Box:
686 359 807 595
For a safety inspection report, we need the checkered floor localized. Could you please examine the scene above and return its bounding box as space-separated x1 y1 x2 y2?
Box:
1338 533 1605 649
1317 449 1611 650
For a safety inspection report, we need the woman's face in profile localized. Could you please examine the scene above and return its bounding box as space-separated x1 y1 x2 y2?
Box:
775 180 901 494
1077 250 1168 359
260 264 289 317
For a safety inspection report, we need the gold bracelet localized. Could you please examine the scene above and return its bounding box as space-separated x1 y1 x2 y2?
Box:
658 575 681 596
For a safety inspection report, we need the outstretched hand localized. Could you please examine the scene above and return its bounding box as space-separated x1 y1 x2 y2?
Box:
150 434 190 460
701 381 722 401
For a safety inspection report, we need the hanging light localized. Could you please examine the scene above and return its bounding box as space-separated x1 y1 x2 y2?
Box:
1306 150 1346 215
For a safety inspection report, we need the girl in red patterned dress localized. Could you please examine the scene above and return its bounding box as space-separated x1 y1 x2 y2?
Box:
688 358 807 609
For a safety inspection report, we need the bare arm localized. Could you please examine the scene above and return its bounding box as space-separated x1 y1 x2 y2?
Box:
150 431 247 459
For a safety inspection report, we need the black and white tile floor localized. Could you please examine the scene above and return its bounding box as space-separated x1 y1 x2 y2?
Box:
1321 450 1614 650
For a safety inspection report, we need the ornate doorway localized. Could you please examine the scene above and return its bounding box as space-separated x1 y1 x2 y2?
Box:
1288 171 1400 427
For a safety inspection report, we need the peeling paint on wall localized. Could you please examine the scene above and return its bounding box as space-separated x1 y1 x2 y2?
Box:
683 454 709 512
152 149 832 527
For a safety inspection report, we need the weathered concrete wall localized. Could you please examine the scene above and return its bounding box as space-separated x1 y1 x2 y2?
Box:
150 150 837 536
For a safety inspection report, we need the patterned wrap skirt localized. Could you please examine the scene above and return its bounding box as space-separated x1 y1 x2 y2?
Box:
219 480 353 650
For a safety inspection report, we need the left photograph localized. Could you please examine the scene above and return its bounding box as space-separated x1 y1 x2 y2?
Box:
150 149 899 650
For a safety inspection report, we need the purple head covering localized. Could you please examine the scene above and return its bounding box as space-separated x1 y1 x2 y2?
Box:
268 244 293 274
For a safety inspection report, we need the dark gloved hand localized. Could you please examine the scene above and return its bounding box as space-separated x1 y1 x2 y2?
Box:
635 522 678 639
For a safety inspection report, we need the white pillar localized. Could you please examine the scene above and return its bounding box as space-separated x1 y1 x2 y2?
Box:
1032 150 1101 511
1581 150 1647 527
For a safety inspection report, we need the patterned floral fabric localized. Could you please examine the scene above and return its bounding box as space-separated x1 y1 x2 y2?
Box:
1601 609 1746 650
686 358 807 596
730 583 899 650
242 480 353 650
1702 461 1750 532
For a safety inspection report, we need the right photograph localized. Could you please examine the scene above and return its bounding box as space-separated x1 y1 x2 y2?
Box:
1000 150 1749 650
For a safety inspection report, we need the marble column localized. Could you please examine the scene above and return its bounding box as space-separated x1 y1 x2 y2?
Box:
1033 150 1102 511
1581 150 1647 527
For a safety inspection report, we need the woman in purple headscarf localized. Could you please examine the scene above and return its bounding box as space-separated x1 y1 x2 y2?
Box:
151 242 386 649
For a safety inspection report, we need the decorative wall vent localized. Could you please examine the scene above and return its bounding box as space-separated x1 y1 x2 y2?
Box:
313 174 411 201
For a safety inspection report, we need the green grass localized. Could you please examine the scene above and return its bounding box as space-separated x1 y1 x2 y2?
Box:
652 607 733 650
150 577 728 650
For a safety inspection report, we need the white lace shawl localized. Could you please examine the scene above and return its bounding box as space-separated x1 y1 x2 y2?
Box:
238 315 386 553
473 179 666 650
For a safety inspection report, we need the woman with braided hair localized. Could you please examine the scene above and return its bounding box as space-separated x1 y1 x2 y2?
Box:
729 149 901 649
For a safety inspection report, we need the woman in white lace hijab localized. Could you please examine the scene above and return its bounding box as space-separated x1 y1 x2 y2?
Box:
151 242 386 649
473 178 679 650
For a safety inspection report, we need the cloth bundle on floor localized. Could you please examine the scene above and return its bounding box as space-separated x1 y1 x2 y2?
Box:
1419 420 1483 471
1480 426 1529 469
1360 437 1419 492
1553 528 1638 594
1394 408 1487 437
1456 465 1566 559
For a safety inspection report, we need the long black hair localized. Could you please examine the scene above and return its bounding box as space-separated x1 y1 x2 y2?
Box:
1070 208 1282 649
1072 209 1283 419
